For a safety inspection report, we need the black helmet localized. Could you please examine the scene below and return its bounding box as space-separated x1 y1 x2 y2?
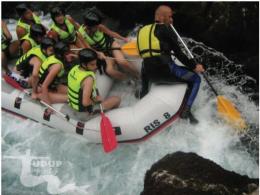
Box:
41 37 55 50
30 24 46 38
54 41 69 57
16 3 30 17
79 49 98 64
84 11 101 27
51 7 64 21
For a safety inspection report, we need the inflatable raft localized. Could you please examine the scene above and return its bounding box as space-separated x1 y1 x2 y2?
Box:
2 68 188 143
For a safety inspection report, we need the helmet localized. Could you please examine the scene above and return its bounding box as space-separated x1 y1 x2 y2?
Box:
54 41 69 57
51 7 64 21
30 24 46 39
84 11 101 27
79 49 97 64
16 3 30 17
41 37 55 50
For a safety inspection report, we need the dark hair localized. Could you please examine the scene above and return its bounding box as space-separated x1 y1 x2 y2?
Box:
30 24 46 39
54 41 69 59
84 10 101 27
51 7 65 22
16 3 30 17
79 48 97 65
41 37 55 50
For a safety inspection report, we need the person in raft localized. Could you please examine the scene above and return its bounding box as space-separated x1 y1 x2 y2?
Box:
78 7 139 80
137 5 205 124
48 7 86 49
13 37 55 94
2 20 20 74
15 3 45 40
20 23 46 54
67 48 120 118
36 42 70 114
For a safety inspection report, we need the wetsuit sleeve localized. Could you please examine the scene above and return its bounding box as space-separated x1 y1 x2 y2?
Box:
158 24 197 70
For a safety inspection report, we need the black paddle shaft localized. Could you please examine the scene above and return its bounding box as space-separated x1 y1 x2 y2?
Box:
202 73 219 97
170 24 219 97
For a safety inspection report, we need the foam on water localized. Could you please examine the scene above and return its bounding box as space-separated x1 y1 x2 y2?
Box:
2 16 258 195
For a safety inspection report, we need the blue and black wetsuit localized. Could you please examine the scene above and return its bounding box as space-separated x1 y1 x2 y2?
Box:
140 23 201 107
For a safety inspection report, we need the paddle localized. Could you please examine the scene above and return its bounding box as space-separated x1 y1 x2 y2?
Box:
170 24 247 130
71 41 139 56
3 74 70 121
120 41 139 56
99 104 118 153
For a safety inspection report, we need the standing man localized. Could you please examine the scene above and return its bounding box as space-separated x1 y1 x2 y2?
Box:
137 5 205 124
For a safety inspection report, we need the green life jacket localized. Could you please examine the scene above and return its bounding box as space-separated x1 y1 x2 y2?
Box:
51 17 76 43
1 31 8 50
67 65 97 112
20 33 39 48
16 47 47 77
78 25 107 50
17 13 41 35
137 23 161 58
38 55 64 86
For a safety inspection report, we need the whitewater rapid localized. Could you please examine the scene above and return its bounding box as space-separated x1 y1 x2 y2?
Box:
2 14 259 195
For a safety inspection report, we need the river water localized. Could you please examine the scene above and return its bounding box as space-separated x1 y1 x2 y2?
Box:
2 14 259 195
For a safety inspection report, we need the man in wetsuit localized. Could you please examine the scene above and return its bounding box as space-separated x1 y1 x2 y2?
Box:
137 5 205 124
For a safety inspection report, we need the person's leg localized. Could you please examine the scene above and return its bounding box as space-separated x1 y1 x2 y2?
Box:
139 64 150 98
111 41 139 79
170 63 201 124
8 40 20 58
48 92 68 104
101 96 121 111
56 84 68 94
2 51 10 74
170 63 201 107
104 58 127 80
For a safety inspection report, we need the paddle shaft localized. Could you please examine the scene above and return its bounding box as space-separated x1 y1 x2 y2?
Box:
170 24 219 97
70 49 138 62
24 88 69 120
71 47 123 51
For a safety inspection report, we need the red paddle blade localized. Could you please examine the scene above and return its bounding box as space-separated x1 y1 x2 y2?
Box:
100 113 118 153
3 75 24 91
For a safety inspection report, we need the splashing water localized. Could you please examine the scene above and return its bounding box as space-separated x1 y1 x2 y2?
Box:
2 19 258 195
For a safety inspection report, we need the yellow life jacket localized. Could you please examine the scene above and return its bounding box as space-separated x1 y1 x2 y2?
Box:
20 33 39 48
38 55 64 85
17 13 41 35
51 17 76 43
137 23 161 58
68 65 97 111
78 25 107 49
15 47 47 77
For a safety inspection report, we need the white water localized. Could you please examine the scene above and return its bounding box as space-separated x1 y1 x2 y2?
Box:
2 15 259 195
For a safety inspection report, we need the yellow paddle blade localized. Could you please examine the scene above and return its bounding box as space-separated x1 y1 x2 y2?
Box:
121 41 139 56
217 96 247 131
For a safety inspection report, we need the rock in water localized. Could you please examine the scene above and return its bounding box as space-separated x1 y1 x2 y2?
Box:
141 152 258 195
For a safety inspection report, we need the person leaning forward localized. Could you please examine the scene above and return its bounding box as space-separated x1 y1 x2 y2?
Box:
36 42 70 115
67 48 120 119
137 5 205 124
15 3 45 40
79 8 139 80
